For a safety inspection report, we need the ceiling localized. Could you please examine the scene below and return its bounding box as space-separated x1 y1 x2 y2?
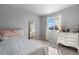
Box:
2 4 76 16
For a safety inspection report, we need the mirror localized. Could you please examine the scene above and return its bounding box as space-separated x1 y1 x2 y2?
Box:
28 19 36 39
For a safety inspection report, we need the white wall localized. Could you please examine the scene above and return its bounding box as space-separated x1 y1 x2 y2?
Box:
40 5 79 41
0 5 40 39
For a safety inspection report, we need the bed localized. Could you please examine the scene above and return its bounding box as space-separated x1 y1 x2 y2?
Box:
0 29 47 55
0 37 47 55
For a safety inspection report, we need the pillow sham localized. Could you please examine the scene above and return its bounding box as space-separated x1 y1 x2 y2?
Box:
0 29 25 40
0 30 20 36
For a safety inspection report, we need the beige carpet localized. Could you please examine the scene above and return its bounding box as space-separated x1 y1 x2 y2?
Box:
30 39 48 47
30 39 62 55
30 39 79 55
48 46 62 55
49 41 79 55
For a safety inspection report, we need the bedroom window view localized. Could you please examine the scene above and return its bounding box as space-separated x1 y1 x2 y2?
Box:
47 15 62 31
48 17 57 30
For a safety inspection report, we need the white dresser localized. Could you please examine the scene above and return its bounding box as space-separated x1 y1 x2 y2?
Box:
57 32 79 52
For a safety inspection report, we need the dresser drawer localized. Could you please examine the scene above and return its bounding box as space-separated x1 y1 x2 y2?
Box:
58 32 78 36
66 38 77 43
66 41 77 47
66 34 78 39
58 36 77 42
58 37 65 40
57 37 66 43
58 34 65 37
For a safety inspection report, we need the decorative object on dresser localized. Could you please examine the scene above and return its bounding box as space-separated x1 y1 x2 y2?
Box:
57 32 79 53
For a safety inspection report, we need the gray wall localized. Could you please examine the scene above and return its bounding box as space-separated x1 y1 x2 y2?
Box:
40 5 79 40
0 5 40 39
40 16 47 40
49 5 79 32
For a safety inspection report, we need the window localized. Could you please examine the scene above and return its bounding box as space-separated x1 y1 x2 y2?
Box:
48 17 56 30
47 15 62 30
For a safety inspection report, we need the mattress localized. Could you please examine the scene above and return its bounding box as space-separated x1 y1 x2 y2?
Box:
0 37 46 55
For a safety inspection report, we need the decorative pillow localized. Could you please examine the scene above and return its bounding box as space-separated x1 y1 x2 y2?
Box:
0 29 22 40
58 25 65 32
0 30 20 37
